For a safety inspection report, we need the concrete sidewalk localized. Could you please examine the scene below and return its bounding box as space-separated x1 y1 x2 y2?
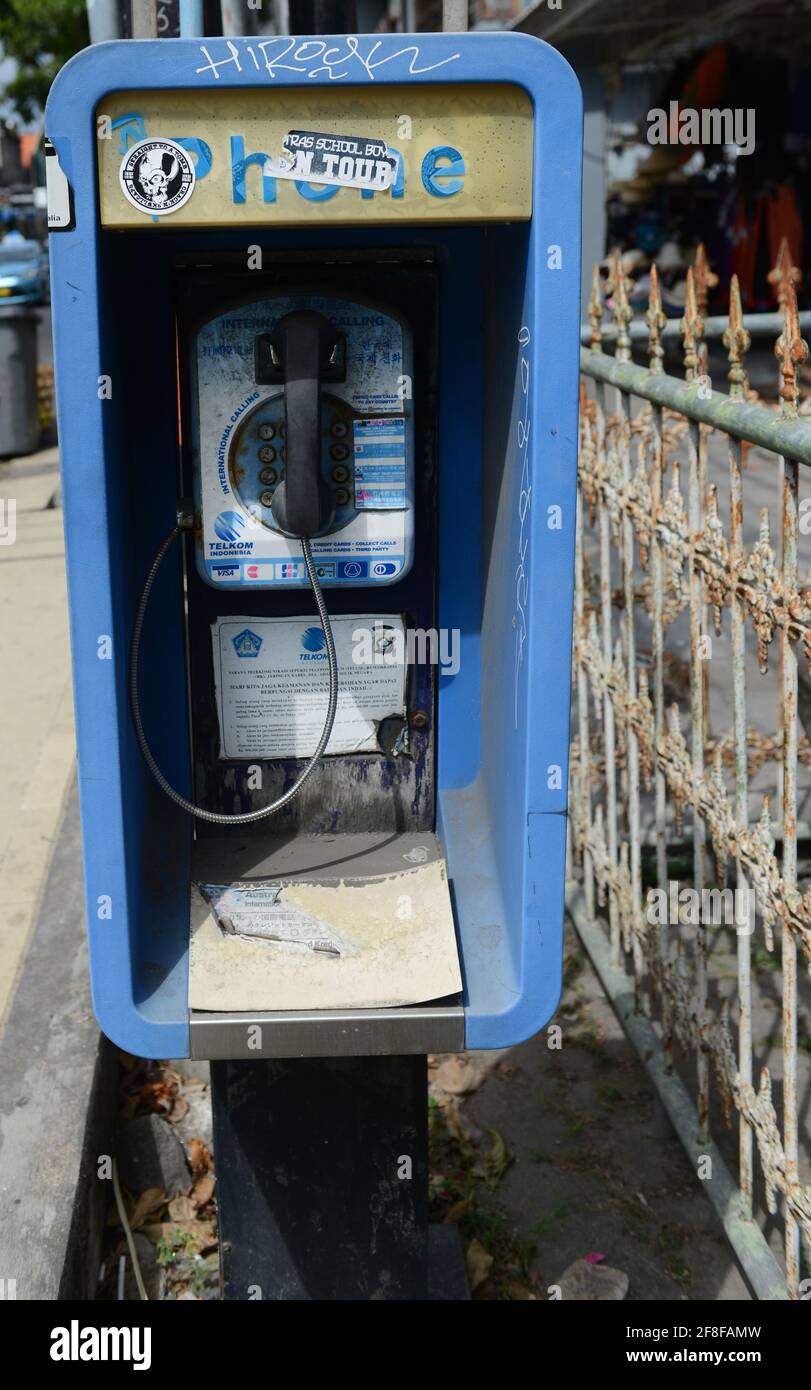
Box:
0 444 116 1300
0 445 75 1033
0 779 115 1299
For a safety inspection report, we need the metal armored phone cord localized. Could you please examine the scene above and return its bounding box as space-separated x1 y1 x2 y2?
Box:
129 526 338 825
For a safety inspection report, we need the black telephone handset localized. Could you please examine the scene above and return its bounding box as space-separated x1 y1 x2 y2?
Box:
266 310 337 539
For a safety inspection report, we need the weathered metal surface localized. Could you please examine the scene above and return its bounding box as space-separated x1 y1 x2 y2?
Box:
191 1005 465 1059
211 1054 429 1299
567 885 790 1302
573 243 811 1298
581 309 811 346
580 349 811 463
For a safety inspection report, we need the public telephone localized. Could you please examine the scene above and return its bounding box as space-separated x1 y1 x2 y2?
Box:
50 32 583 1061
193 294 415 589
46 31 585 1300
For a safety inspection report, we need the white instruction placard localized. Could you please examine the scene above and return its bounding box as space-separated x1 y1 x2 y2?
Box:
212 614 406 760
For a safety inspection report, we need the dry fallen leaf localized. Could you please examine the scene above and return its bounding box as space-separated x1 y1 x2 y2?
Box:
136 1081 175 1115
128 1187 169 1229
166 1095 189 1125
444 1102 474 1148
435 1056 486 1096
190 1173 216 1209
465 1238 494 1292
482 1128 513 1190
167 1194 197 1224
189 1137 214 1175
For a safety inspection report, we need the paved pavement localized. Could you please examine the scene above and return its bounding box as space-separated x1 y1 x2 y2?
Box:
0 441 75 1033
446 921 752 1300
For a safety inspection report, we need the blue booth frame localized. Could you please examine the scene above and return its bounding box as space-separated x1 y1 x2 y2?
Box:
46 32 582 1058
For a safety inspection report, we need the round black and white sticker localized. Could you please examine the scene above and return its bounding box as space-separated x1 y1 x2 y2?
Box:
119 138 195 216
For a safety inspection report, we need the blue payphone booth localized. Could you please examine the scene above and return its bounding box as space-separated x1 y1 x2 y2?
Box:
47 32 582 1064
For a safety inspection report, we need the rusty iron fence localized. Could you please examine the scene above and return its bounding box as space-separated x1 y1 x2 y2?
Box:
568 241 811 1299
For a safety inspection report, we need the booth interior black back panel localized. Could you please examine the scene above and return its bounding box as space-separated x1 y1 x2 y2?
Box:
174 250 439 837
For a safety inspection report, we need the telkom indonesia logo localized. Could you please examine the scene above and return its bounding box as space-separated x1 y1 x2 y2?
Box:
214 510 246 543
301 626 326 654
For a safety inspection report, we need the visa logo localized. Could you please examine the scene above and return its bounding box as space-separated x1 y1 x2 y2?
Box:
212 564 239 580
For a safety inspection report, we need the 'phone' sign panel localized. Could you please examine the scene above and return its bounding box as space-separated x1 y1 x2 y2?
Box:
96 84 533 228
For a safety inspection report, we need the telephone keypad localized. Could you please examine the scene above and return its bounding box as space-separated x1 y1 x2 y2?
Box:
229 392 357 536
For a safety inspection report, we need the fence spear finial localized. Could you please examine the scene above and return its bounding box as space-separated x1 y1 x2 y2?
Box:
693 242 718 316
604 246 626 298
646 263 666 374
608 249 632 363
680 267 703 383
723 274 750 401
588 263 603 352
767 236 801 313
776 282 809 418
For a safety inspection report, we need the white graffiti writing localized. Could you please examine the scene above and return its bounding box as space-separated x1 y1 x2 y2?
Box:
196 37 461 83
515 326 531 728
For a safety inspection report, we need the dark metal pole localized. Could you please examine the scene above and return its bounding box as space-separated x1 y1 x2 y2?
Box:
211 1054 429 1300
288 0 356 32
314 0 356 30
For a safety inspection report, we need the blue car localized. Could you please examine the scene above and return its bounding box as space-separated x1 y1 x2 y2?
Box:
0 238 48 306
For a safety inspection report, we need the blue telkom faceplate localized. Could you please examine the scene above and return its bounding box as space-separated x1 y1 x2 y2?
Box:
192 293 415 588
46 33 582 1057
